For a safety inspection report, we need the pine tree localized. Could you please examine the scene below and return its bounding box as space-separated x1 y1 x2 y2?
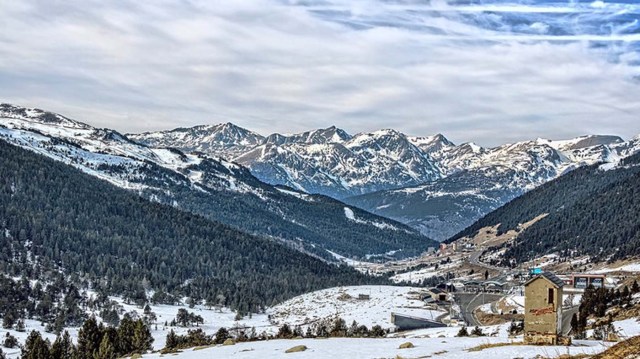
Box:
471 326 484 336
622 285 631 298
370 325 385 337
132 320 153 353
165 329 179 349
22 331 51 359
329 318 347 337
457 326 469 337
4 333 19 349
50 331 75 359
176 309 189 327
214 327 229 344
0 347 6 359
570 313 579 337
93 334 115 359
277 324 293 339
304 326 313 338
16 319 25 332
76 317 103 359
116 316 135 355
2 312 15 329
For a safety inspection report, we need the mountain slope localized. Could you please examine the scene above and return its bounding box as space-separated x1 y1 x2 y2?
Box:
447 152 640 263
133 126 443 198
130 121 640 241
346 136 640 241
0 104 437 260
132 123 265 158
0 139 386 313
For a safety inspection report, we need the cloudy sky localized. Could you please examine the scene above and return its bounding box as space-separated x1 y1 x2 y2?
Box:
1 0 639 146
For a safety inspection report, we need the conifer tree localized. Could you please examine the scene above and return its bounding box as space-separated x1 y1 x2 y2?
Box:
16 319 25 332
277 324 292 339
50 331 75 359
93 334 115 359
132 319 153 353
457 326 469 337
22 331 51 359
471 326 484 336
214 327 230 344
4 333 19 349
76 317 102 359
116 316 135 355
165 330 179 349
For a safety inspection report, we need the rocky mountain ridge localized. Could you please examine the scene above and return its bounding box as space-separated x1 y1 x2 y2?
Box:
129 119 640 240
0 103 435 259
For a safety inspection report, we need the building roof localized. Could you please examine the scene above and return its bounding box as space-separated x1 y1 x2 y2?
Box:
428 287 445 294
524 272 565 288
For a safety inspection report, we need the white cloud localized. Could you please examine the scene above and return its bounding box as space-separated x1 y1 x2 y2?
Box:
0 0 638 146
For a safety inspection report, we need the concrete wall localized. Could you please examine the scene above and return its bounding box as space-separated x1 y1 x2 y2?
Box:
391 313 446 331
524 277 563 344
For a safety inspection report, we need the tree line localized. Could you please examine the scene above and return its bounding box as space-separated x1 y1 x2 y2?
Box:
0 140 387 318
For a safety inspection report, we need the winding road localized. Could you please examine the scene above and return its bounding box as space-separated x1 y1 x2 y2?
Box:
454 292 504 326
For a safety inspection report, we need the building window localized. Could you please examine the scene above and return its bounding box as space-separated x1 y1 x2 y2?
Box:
548 288 554 304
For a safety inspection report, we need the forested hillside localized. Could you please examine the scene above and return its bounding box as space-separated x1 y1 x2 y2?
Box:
447 153 640 263
0 104 436 261
0 140 385 315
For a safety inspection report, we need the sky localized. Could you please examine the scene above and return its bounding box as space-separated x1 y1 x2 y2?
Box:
0 0 639 146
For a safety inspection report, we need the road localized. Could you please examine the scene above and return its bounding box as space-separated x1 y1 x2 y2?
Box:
454 292 504 326
561 306 579 336
468 250 504 273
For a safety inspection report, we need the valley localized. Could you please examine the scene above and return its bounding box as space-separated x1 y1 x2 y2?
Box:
1 104 640 359
2 0 640 357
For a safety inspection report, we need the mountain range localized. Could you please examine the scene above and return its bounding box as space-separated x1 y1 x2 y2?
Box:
447 151 640 265
131 121 640 241
0 104 435 260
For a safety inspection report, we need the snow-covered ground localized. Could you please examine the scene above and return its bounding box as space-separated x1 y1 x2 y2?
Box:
0 298 272 358
0 285 444 358
0 320 80 358
141 318 640 359
390 260 460 284
269 285 446 329
591 262 640 273
2 286 640 358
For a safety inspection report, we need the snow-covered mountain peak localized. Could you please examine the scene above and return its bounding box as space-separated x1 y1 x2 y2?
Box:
0 103 91 130
265 126 352 145
129 122 265 158
537 135 624 151
409 133 455 153
347 128 413 149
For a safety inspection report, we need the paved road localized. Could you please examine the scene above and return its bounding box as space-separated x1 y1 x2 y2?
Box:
468 250 504 273
454 293 504 326
561 306 579 336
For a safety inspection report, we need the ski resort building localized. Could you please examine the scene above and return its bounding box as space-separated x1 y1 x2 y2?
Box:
524 272 568 345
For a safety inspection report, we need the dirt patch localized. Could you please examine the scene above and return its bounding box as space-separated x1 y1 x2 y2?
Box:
460 214 548 248
474 309 523 326
399 342 415 349
606 304 640 323
285 345 308 353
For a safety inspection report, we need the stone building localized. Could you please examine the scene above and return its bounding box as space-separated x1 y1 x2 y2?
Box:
524 272 567 345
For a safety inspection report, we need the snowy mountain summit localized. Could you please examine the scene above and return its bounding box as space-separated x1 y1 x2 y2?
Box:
130 119 640 240
0 104 435 259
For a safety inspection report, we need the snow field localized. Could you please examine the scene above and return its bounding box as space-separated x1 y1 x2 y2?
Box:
269 286 446 329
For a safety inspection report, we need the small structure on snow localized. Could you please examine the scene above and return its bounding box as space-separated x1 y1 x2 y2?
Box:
524 272 569 345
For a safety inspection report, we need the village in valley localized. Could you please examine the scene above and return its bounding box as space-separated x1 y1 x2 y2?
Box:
4 221 639 359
